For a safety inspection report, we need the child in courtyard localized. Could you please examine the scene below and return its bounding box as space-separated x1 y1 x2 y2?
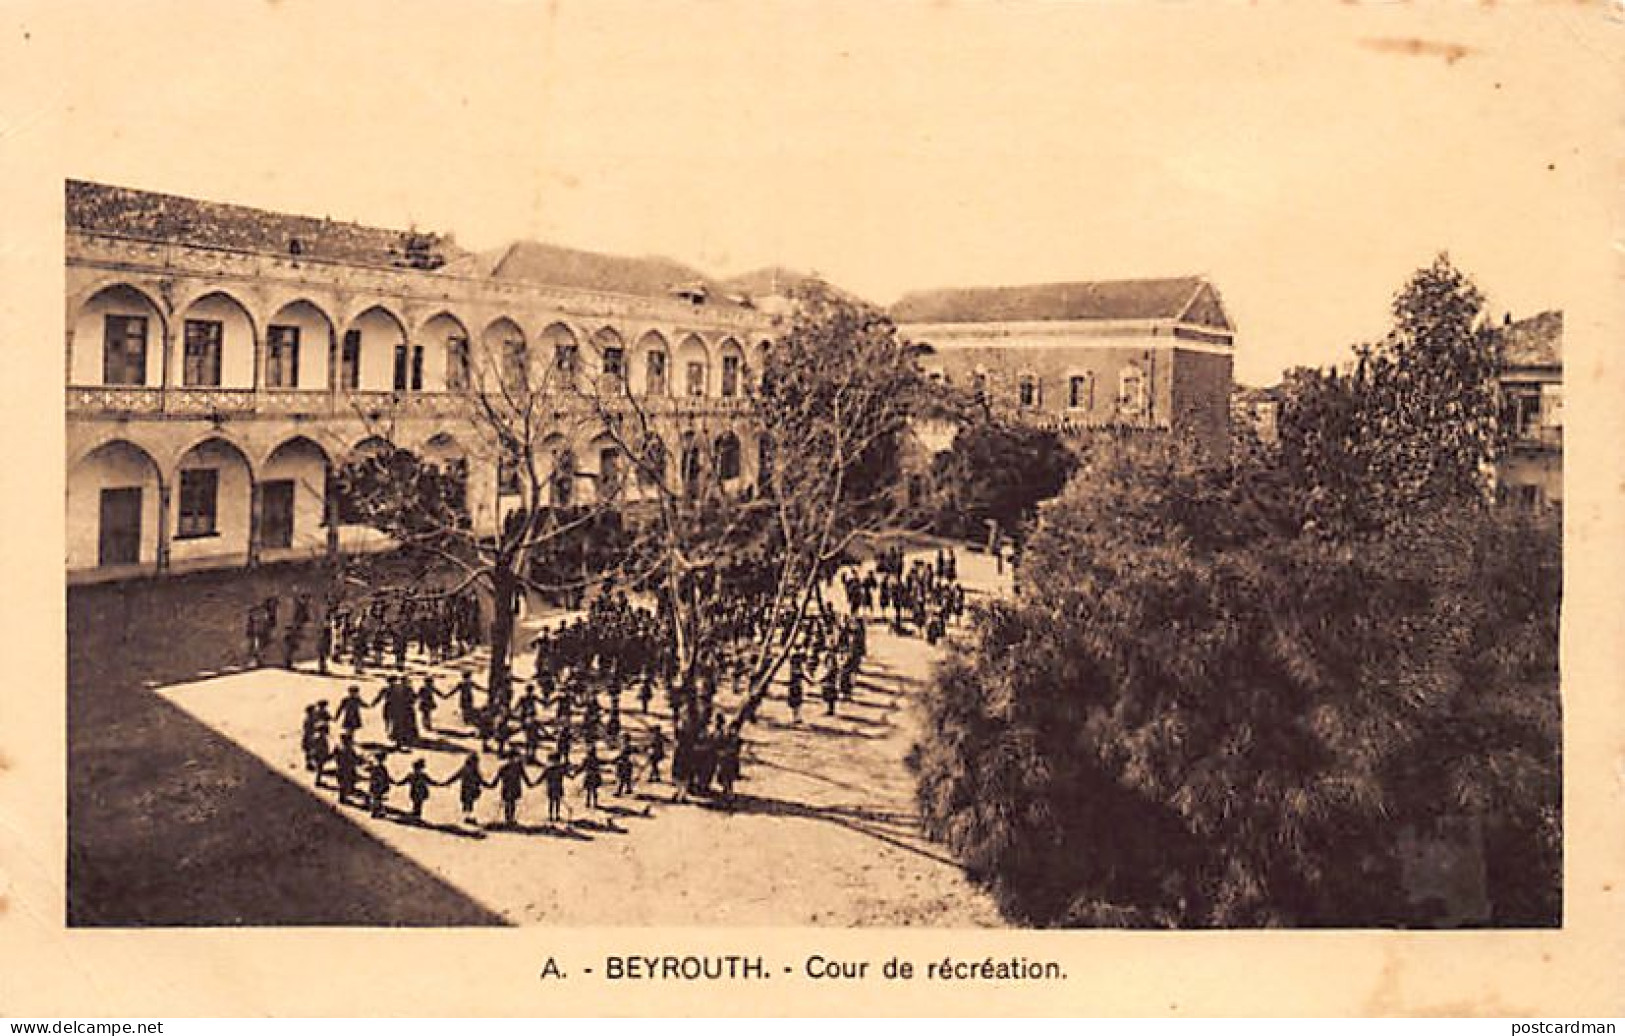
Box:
398 758 434 822
614 736 637 797
367 750 394 818
449 752 485 826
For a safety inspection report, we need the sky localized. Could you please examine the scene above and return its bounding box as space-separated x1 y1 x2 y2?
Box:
22 0 1620 385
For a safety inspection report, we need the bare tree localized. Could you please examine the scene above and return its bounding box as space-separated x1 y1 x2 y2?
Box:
570 282 932 733
331 335 616 693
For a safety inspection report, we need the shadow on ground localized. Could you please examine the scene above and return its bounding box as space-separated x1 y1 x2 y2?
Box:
68 561 507 927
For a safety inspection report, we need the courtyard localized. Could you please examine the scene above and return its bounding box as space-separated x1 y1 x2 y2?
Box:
67 547 1009 927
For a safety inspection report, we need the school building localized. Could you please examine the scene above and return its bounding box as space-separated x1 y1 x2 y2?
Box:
65 180 1239 584
1492 309 1563 511
892 277 1235 457
66 180 775 584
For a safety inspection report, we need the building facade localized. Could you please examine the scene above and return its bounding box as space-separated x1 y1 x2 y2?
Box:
892 277 1235 456
1494 309 1563 511
66 181 774 583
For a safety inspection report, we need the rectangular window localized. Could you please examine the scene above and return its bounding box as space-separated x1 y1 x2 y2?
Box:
503 340 528 387
182 319 223 387
176 468 219 539
497 454 521 497
647 351 667 396
1069 374 1094 410
446 336 470 391
687 361 706 398
411 345 424 391
721 355 740 398
1019 376 1038 408
260 479 295 549
393 344 409 391
340 330 361 390
599 448 621 499
554 344 578 374
102 314 148 386
266 325 301 389
603 347 624 379
1503 385 1542 439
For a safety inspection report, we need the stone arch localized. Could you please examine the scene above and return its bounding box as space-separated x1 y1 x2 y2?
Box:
676 333 711 399
67 277 169 329
261 435 333 552
714 430 743 483
419 431 471 521
716 337 746 399
70 283 168 388
483 316 528 389
418 310 473 392
67 437 164 570
170 434 255 566
345 433 399 463
265 299 336 392
340 304 408 392
589 326 627 389
587 429 626 502
538 322 580 388
175 289 258 390
632 329 671 397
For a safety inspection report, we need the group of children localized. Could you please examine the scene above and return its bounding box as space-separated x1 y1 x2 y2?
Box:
843 547 967 644
299 673 669 829
293 545 968 830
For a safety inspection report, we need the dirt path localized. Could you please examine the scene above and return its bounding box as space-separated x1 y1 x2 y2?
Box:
156 548 1010 926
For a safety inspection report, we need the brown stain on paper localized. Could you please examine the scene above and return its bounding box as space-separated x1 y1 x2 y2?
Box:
1360 37 1477 64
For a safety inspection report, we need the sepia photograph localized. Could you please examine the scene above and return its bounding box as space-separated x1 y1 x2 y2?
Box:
3 0 1620 1017
52 0 1585 935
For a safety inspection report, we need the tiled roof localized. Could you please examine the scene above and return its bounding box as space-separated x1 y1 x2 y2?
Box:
66 179 467 270
717 266 815 298
891 276 1224 326
452 240 752 306
1495 310 1562 369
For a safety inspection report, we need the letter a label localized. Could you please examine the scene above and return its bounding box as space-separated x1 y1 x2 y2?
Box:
539 957 566 980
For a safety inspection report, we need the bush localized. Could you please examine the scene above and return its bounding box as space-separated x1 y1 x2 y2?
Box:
927 421 1076 542
912 437 1559 926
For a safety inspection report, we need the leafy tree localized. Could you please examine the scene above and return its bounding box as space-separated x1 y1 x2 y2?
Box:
913 435 1560 926
928 420 1076 542
1278 254 1504 532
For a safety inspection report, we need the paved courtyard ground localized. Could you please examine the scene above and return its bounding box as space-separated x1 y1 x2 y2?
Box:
69 546 1012 927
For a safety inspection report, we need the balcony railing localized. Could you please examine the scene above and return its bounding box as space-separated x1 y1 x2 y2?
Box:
1512 425 1563 450
164 387 258 415
68 385 760 421
66 386 164 414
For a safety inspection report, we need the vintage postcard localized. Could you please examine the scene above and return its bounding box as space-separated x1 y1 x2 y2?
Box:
0 0 1620 1018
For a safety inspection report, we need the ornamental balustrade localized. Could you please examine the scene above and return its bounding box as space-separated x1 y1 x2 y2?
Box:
68 383 761 423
